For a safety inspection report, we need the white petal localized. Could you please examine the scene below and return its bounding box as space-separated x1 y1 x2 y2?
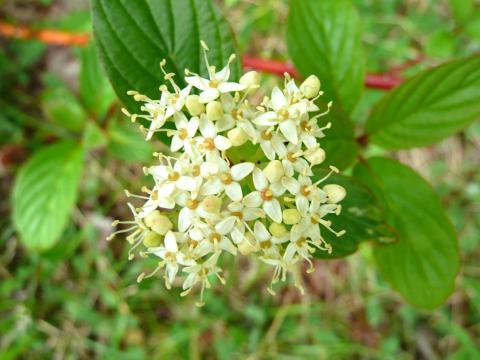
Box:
282 177 300 194
178 208 192 231
243 207 265 221
264 199 282 223
260 141 276 161
170 136 183 152
177 176 197 191
215 64 230 82
216 116 235 132
220 237 237 255
231 226 245 244
254 221 270 242
174 112 188 129
243 191 262 208
279 120 298 144
216 216 236 235
253 111 277 126
253 167 268 190
164 231 178 252
271 87 287 110
200 162 219 177
225 182 243 202
199 88 220 103
218 82 247 93
187 117 200 137
231 162 254 181
270 182 286 197
271 137 287 158
166 263 179 284
214 135 232 151
296 196 309 215
200 178 223 195
185 76 208 90
199 117 216 138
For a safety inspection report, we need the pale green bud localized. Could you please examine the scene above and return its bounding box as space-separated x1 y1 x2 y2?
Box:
269 222 288 237
304 147 326 165
185 95 205 116
238 233 258 255
300 75 321 99
323 184 346 204
263 160 284 183
206 101 223 121
227 127 248 146
283 208 301 225
143 230 163 247
239 71 261 88
202 195 222 213
145 210 173 235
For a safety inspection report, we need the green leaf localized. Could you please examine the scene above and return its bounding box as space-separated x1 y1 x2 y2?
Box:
449 0 474 25
83 122 108 150
287 0 365 113
354 157 460 309
107 118 154 162
366 56 480 149
13 141 84 252
42 86 87 132
79 44 116 118
92 0 240 112
312 170 396 259
316 101 358 170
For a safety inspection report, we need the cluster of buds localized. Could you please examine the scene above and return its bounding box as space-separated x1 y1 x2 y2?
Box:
109 42 346 306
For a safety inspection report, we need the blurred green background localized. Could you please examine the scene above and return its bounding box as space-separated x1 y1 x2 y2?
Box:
1 0 480 358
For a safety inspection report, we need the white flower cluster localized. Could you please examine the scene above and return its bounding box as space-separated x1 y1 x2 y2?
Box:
109 42 346 306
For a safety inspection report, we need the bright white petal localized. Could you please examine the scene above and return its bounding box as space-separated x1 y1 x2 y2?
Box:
225 182 243 202
178 208 192 231
279 120 298 144
254 221 270 242
260 141 276 161
296 196 309 215
218 82 247 93
271 87 287 110
216 216 236 235
199 117 217 138
164 231 178 252
253 111 277 126
264 199 282 223
199 88 220 103
214 135 232 151
185 76 208 90
253 167 268 190
187 117 200 137
243 191 262 208
171 136 183 152
177 176 197 191
231 162 254 181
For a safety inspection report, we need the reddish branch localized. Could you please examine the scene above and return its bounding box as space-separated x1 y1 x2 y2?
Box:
0 20 402 90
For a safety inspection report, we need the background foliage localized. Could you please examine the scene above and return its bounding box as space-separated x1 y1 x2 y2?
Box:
1 0 480 358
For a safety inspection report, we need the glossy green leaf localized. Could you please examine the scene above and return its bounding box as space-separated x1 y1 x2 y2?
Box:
79 44 116 117
287 0 365 113
354 157 460 309
92 0 240 112
13 141 84 252
366 56 480 149
312 170 396 259
107 118 154 162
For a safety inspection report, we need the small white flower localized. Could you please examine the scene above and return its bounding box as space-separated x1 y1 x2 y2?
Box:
196 115 232 158
170 113 199 155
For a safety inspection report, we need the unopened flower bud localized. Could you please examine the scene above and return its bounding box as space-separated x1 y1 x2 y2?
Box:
263 160 284 183
238 233 258 255
283 208 301 225
206 101 223 121
227 127 248 146
300 75 321 99
239 71 260 88
145 210 173 235
185 95 205 116
269 222 287 237
143 230 163 247
304 147 326 165
323 184 346 204
202 195 222 213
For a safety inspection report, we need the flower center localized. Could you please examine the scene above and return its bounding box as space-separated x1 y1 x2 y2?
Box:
169 94 179 105
192 165 200 177
209 79 219 88
165 251 176 261
178 128 188 140
278 108 290 120
261 130 272 141
168 171 180 181
203 138 216 150
151 190 158 200
297 237 306 247
261 188 273 201
260 240 272 249
220 172 233 184
287 152 297 163
232 211 243 219
231 108 243 120
187 238 198 248
300 185 310 196
186 199 199 209
209 232 221 243
300 120 311 131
